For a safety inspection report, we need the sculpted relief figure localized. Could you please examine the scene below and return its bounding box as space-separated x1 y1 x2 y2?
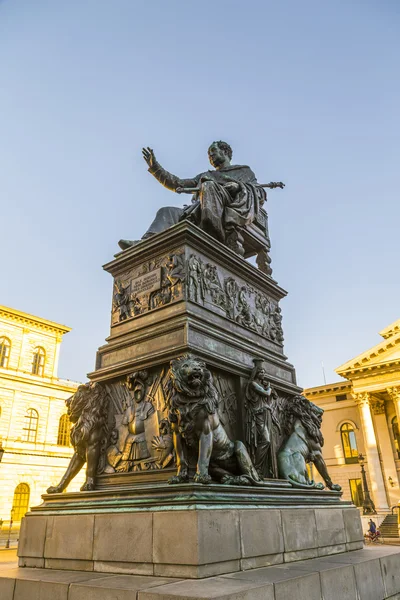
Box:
47 382 109 493
119 142 284 257
165 353 262 486
116 371 155 472
245 360 280 479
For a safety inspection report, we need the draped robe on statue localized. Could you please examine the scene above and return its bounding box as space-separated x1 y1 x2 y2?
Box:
145 162 266 243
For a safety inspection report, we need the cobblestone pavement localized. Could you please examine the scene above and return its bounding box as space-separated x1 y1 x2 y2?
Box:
0 549 18 570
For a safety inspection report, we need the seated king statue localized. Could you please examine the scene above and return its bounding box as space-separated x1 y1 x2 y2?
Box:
119 141 284 256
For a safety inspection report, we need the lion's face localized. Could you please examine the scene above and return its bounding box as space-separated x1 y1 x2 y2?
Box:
67 384 90 423
169 354 215 400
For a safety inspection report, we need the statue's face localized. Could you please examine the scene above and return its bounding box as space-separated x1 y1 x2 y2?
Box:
208 143 227 168
133 383 145 403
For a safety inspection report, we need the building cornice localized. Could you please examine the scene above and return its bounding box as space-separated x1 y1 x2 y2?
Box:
0 369 79 393
304 381 352 398
0 305 71 335
380 319 400 340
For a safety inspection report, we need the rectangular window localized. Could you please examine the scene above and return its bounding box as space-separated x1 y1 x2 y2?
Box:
336 394 347 401
349 478 363 507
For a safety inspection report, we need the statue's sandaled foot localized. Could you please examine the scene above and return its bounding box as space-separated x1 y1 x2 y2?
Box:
46 485 64 494
315 482 325 490
193 472 212 484
80 478 95 491
168 472 189 484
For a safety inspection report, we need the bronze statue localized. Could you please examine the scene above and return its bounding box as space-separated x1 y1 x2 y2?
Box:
165 353 261 485
277 395 341 491
47 382 109 493
119 142 284 256
245 360 280 479
116 371 155 472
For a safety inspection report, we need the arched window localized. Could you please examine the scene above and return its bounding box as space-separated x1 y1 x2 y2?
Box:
23 408 39 442
0 337 11 368
32 347 45 376
11 483 30 521
57 414 70 446
392 417 400 459
341 422 359 463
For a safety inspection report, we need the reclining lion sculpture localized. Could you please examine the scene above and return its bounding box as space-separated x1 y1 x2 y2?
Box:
166 353 261 485
277 394 341 491
47 382 109 493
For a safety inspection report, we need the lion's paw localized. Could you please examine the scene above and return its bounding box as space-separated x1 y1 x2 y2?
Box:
80 479 95 492
46 485 63 494
329 483 342 492
193 472 212 484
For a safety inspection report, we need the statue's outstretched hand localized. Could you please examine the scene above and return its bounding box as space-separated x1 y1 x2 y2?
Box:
142 147 157 168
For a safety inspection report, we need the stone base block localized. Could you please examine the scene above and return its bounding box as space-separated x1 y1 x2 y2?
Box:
18 502 363 579
3 546 400 599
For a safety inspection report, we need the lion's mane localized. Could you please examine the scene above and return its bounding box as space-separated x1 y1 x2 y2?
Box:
166 354 219 415
69 383 109 448
281 394 324 447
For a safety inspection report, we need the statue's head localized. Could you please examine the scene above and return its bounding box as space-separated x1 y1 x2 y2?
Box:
208 141 232 168
126 370 148 403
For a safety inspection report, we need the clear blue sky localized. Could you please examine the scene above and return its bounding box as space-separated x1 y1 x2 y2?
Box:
1 0 399 388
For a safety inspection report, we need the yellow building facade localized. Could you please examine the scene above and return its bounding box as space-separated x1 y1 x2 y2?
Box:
0 305 84 532
305 318 400 520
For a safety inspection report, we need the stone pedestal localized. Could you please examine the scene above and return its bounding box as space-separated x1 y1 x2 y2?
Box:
17 485 360 579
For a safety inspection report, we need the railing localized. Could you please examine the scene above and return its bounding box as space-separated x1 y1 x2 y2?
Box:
391 505 399 515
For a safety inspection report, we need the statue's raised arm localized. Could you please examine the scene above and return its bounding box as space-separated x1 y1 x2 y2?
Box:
142 146 199 192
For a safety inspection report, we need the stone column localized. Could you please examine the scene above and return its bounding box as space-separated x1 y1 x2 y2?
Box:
354 392 389 511
387 387 400 424
370 398 399 502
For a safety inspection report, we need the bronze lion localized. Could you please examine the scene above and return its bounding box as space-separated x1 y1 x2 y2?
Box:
47 382 109 493
277 395 341 491
166 354 260 485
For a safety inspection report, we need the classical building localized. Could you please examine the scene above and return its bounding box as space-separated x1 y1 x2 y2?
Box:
0 305 83 533
305 318 400 518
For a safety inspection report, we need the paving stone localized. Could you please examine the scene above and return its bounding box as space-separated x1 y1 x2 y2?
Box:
0 576 15 600
274 572 321 600
93 512 153 564
240 509 283 558
154 559 240 579
138 576 274 600
240 553 283 571
18 516 47 558
94 559 154 576
69 574 182 600
44 558 94 571
281 509 317 552
353 557 386 600
342 508 363 543
14 579 69 600
153 510 240 567
314 508 345 547
380 552 400 597
319 563 357 600
44 515 94 561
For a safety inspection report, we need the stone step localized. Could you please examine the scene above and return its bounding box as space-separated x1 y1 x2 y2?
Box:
2 546 400 600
